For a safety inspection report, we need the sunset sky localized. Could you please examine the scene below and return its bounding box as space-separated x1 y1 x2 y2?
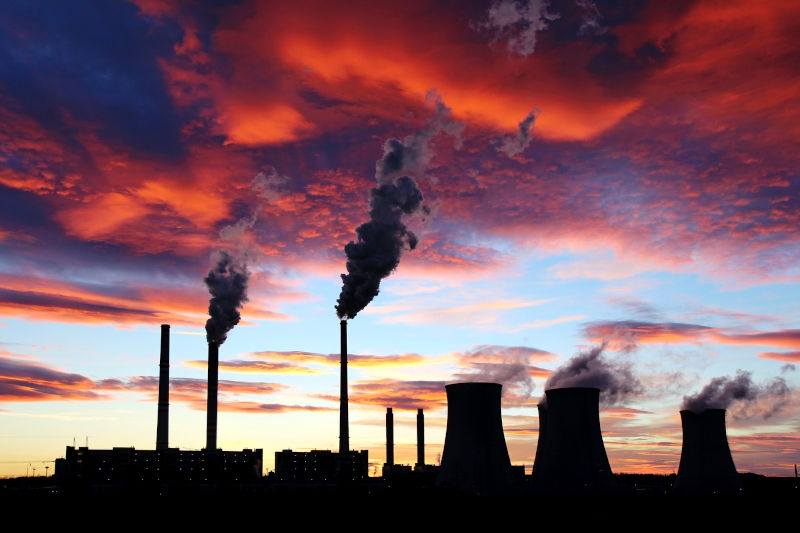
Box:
1 0 798 478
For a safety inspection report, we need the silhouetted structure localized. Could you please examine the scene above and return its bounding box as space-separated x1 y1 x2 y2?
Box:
675 409 742 494
275 449 368 483
56 446 262 485
340 320 349 453
437 382 513 494
384 407 394 476
416 408 425 471
156 324 170 451
532 387 615 493
206 341 219 450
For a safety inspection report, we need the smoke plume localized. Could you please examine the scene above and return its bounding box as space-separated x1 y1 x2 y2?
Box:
496 110 538 157
453 345 553 404
681 370 791 419
482 0 559 56
545 344 641 405
336 94 462 319
205 250 249 345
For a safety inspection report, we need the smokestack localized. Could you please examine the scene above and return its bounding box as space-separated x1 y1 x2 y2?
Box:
206 341 219 451
339 320 349 453
386 407 394 471
416 408 425 471
156 324 170 451
532 387 615 493
675 409 742 494
437 383 513 494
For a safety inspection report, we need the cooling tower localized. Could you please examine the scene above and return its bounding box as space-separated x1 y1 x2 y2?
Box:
339 319 349 453
415 408 424 471
532 387 615 493
206 341 219 451
675 409 742 494
437 382 513 494
156 324 169 451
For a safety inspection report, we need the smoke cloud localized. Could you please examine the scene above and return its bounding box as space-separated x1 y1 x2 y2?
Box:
336 94 462 319
204 250 249 345
482 0 559 56
545 344 642 405
453 345 554 404
496 110 538 157
681 370 791 419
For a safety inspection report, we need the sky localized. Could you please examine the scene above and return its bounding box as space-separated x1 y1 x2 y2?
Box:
0 0 798 478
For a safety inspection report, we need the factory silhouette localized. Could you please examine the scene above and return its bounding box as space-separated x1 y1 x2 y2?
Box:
41 320 792 499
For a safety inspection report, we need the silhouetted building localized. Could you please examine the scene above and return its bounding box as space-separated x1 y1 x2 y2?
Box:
675 409 742 494
532 387 615 493
275 449 368 483
55 446 262 485
437 382 513 494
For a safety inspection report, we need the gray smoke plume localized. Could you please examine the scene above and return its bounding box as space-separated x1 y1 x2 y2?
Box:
205 250 249 345
681 370 791 419
545 344 641 405
496 110 538 157
336 94 462 319
482 0 560 56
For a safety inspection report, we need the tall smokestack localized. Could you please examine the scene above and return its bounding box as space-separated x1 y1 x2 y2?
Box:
416 408 425 471
675 409 742 494
437 383 513 494
206 342 219 451
156 324 170 451
532 387 615 493
339 320 349 453
386 407 394 471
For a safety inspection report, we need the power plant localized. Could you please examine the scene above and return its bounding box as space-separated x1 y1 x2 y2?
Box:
674 409 742 494
532 387 615 493
437 382 513 494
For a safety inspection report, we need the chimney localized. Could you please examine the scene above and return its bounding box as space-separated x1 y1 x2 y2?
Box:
156 324 169 451
415 408 425 471
385 407 394 474
437 382 513 494
206 341 219 451
532 387 615 493
339 319 349 454
675 409 742 494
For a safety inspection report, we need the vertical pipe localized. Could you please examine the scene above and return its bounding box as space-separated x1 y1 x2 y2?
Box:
156 324 170 450
339 320 349 454
206 342 219 451
386 407 394 468
416 408 425 471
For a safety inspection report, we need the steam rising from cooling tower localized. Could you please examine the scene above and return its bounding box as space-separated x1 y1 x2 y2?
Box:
545 344 641 405
205 250 249 345
335 94 462 319
681 370 790 419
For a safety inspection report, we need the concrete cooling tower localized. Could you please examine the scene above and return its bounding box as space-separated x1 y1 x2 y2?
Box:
437 382 513 495
674 409 742 494
532 387 615 493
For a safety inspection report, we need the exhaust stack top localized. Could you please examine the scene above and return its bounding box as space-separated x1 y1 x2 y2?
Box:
156 324 170 451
